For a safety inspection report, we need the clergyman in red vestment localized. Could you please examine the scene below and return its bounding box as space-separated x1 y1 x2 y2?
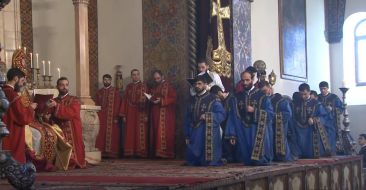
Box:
120 69 149 158
95 74 122 158
2 68 37 164
149 70 177 158
47 77 86 168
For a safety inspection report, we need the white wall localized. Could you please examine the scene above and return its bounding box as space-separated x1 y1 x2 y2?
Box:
32 0 76 93
329 0 366 138
98 0 143 89
32 0 143 94
251 0 330 96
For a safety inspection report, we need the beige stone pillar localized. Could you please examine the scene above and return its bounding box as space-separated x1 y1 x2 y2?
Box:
72 0 101 164
72 0 94 105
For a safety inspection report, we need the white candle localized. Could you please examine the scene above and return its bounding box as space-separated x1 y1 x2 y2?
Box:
5 52 7 63
30 53 33 68
36 53 39 68
342 80 348 87
57 68 60 78
48 61 51 76
42 60 45 75
23 47 27 53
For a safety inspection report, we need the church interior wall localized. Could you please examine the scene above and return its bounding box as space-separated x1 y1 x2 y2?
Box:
0 0 21 71
25 0 365 156
251 0 330 97
32 0 76 94
98 0 143 89
329 0 366 140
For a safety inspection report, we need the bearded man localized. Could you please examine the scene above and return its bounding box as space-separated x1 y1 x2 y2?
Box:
149 70 177 158
184 75 226 166
47 77 86 168
2 68 37 164
95 74 122 158
226 70 274 165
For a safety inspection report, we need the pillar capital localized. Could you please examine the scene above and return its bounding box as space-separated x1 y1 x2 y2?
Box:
72 0 89 5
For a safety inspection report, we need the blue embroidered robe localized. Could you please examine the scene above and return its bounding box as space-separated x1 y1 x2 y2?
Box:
220 93 237 163
270 93 293 161
184 91 226 166
226 88 274 165
318 93 344 154
292 98 332 158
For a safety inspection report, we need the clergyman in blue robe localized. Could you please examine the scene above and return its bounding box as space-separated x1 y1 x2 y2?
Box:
225 70 274 166
292 83 332 158
184 75 226 166
318 81 344 155
210 85 237 163
259 81 294 161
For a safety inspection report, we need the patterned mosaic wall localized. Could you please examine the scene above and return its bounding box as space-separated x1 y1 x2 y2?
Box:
142 0 189 158
232 0 251 83
20 0 32 57
88 0 98 97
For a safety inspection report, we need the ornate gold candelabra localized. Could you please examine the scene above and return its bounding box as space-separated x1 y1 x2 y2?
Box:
42 75 48 88
35 68 41 88
339 87 356 155
30 68 41 89
48 75 53 88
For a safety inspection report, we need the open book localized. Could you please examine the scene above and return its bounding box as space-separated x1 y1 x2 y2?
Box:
144 93 152 100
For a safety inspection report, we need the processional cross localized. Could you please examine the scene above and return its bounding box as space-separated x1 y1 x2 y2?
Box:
211 0 232 77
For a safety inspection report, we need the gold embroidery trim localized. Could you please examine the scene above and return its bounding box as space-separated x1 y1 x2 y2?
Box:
205 112 214 161
251 110 267 161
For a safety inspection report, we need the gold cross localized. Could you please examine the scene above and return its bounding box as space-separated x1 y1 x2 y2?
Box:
211 0 232 77
201 103 207 112
238 100 245 109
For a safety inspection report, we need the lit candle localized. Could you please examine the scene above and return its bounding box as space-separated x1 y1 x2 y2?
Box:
5 52 7 65
23 47 27 53
48 61 51 76
342 80 347 87
18 45 21 50
30 53 33 68
57 68 60 79
36 53 39 68
42 60 45 75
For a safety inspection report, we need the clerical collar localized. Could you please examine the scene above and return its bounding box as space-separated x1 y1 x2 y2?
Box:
198 70 210 75
362 144 366 148
103 85 112 89
304 96 311 102
321 92 330 97
133 80 141 84
197 90 207 96
245 86 255 94
59 93 69 99
223 92 229 100
5 84 14 89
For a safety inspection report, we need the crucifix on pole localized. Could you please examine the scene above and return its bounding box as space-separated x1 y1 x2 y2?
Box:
210 0 232 78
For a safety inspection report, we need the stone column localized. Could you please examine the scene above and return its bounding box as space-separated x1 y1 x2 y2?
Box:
72 0 101 164
72 0 94 105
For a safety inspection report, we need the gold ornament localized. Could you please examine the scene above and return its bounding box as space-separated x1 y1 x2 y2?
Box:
209 0 232 77
268 70 277 86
